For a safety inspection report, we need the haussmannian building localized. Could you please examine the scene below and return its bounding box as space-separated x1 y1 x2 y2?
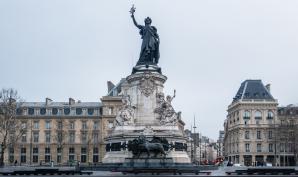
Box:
2 81 124 166
3 79 187 166
276 104 298 166
224 80 278 166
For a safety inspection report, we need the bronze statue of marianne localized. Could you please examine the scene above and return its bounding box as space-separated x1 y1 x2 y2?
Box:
130 5 160 66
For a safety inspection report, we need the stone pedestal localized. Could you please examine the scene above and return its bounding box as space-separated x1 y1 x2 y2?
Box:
102 67 190 164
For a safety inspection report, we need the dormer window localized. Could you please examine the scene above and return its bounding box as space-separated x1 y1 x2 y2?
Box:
88 108 94 115
16 108 23 115
28 108 35 115
76 108 82 115
52 108 58 115
64 108 70 115
40 108 46 115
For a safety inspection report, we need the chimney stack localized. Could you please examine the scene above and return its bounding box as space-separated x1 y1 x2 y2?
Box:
46 97 52 105
265 84 271 93
69 98 75 105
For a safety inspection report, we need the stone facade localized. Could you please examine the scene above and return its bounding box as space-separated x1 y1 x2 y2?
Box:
3 98 104 165
276 105 298 166
224 80 279 166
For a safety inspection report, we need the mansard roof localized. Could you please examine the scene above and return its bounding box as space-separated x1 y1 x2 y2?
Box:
233 80 274 101
20 102 101 108
107 78 126 96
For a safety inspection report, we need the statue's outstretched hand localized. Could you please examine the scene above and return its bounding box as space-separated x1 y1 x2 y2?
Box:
130 5 136 16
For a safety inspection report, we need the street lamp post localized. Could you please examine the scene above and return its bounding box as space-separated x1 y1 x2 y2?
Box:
193 116 197 164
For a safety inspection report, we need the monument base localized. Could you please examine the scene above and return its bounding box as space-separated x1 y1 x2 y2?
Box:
102 150 191 164
132 64 162 74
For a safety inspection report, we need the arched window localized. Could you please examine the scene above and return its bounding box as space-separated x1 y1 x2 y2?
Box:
88 108 94 115
64 108 70 115
28 108 35 115
40 108 46 115
76 108 82 115
267 111 274 119
243 111 250 119
255 111 262 119
52 108 58 115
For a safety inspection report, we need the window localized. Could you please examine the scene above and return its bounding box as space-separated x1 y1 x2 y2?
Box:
32 146 39 163
57 132 63 143
57 147 62 153
81 132 87 144
88 108 94 115
243 111 250 119
257 143 262 152
108 107 114 115
245 131 250 139
93 133 99 144
21 134 27 143
289 143 294 152
69 132 75 143
69 147 75 161
52 108 58 115
33 132 39 143
64 108 70 115
69 147 75 154
21 122 27 129
40 108 46 115
45 121 51 129
8 147 14 163
57 155 61 163
268 131 273 139
76 108 82 115
33 121 39 129
28 108 34 115
33 147 38 153
93 147 99 154
290 131 294 137
267 111 274 119
81 147 87 163
16 108 23 115
245 143 250 152
45 132 51 143
45 147 51 163
45 147 50 153
269 144 273 152
255 111 262 119
93 121 99 130
82 121 87 130
280 143 285 152
257 130 261 139
69 121 75 129
93 147 99 163
20 147 26 163
57 121 63 130
108 121 113 129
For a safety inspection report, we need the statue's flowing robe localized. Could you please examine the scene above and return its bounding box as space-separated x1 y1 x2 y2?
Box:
137 25 160 65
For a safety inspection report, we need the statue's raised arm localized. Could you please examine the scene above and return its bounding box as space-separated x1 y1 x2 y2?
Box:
130 5 160 67
130 5 142 29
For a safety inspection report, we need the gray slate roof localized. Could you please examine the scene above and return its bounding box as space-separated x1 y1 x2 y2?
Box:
20 102 101 108
233 80 274 101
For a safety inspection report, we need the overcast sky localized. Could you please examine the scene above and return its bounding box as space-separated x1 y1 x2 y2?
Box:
1 0 298 140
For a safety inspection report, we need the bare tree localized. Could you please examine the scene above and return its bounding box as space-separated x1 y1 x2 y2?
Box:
0 88 26 166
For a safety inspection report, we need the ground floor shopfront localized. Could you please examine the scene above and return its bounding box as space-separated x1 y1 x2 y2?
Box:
228 154 297 166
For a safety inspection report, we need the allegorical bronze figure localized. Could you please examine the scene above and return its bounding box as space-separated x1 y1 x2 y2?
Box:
130 5 160 66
